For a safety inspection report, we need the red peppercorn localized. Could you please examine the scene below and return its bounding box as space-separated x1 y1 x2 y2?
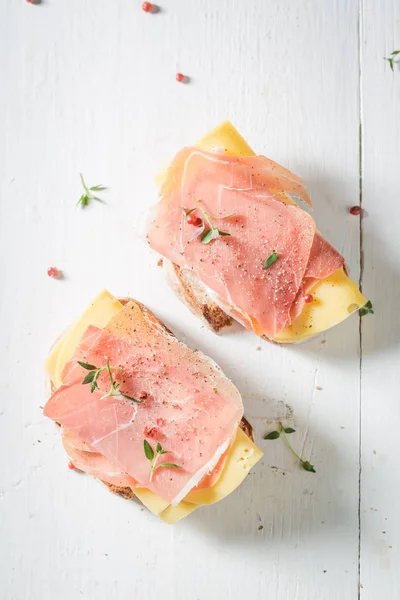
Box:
137 391 148 400
47 266 62 279
186 213 202 226
143 426 158 438
349 206 362 216
176 72 185 82
142 2 153 12
304 294 313 304
156 417 165 427
68 461 76 470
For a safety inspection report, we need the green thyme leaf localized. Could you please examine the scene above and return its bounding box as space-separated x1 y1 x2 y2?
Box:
284 427 296 434
77 361 98 371
263 252 279 270
200 228 217 244
359 300 374 317
264 430 280 440
159 463 182 469
77 194 89 207
201 228 230 244
90 378 100 393
143 439 154 461
183 207 196 217
120 393 142 403
156 443 162 454
302 461 316 473
385 50 400 71
82 371 96 385
90 184 106 191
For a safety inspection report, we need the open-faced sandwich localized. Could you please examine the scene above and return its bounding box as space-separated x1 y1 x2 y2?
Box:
44 290 263 523
148 122 367 343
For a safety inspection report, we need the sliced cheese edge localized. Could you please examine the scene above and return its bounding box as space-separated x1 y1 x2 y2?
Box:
45 290 123 388
159 501 199 524
45 290 263 520
185 427 263 505
193 121 367 342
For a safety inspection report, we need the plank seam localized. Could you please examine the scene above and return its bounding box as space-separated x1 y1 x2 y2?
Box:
357 0 364 598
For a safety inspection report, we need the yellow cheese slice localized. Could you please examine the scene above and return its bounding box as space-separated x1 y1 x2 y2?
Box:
275 267 365 342
45 290 123 387
159 501 199 524
46 289 263 520
194 120 254 156
133 488 170 516
193 121 367 342
185 428 263 505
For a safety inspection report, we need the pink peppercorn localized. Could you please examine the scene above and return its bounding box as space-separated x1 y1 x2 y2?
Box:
349 206 362 216
47 266 62 279
142 2 153 12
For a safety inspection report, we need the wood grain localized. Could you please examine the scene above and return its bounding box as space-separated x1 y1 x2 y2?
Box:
0 1 397 599
359 1 400 598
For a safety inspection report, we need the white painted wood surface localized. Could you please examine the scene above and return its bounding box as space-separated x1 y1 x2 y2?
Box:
0 1 398 599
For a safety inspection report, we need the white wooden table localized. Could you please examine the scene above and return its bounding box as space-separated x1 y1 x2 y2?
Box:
0 1 399 599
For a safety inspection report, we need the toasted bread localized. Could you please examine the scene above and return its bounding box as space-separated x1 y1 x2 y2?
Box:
47 296 254 506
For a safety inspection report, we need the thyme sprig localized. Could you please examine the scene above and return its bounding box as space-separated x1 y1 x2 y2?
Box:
264 422 316 473
187 198 234 244
78 360 142 402
143 440 182 481
385 50 400 72
77 173 106 208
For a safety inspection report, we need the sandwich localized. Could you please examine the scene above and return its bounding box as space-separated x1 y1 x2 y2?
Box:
148 121 367 343
44 290 263 523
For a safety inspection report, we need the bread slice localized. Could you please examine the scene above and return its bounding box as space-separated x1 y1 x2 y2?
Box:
47 295 255 508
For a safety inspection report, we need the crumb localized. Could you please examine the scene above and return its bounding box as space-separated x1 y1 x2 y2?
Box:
258 525 264 531
382 531 386 534
360 584 364 589
316 386 323 391
340 426 345 429
256 346 262 351
321 340 326 344
157 259 163 267
373 450 377 454
323 570 327 573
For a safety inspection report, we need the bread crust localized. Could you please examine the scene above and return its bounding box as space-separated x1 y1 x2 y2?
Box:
162 260 233 332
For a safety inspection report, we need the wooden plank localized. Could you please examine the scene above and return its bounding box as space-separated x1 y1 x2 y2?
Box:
0 1 363 598
359 1 400 597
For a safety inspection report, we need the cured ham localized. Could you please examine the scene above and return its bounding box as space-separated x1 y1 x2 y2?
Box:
44 299 243 505
149 147 344 339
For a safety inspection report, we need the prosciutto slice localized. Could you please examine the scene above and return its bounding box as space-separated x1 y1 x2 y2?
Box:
44 300 243 505
149 148 344 338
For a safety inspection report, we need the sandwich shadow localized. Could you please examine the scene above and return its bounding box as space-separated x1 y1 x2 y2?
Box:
182 425 356 551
